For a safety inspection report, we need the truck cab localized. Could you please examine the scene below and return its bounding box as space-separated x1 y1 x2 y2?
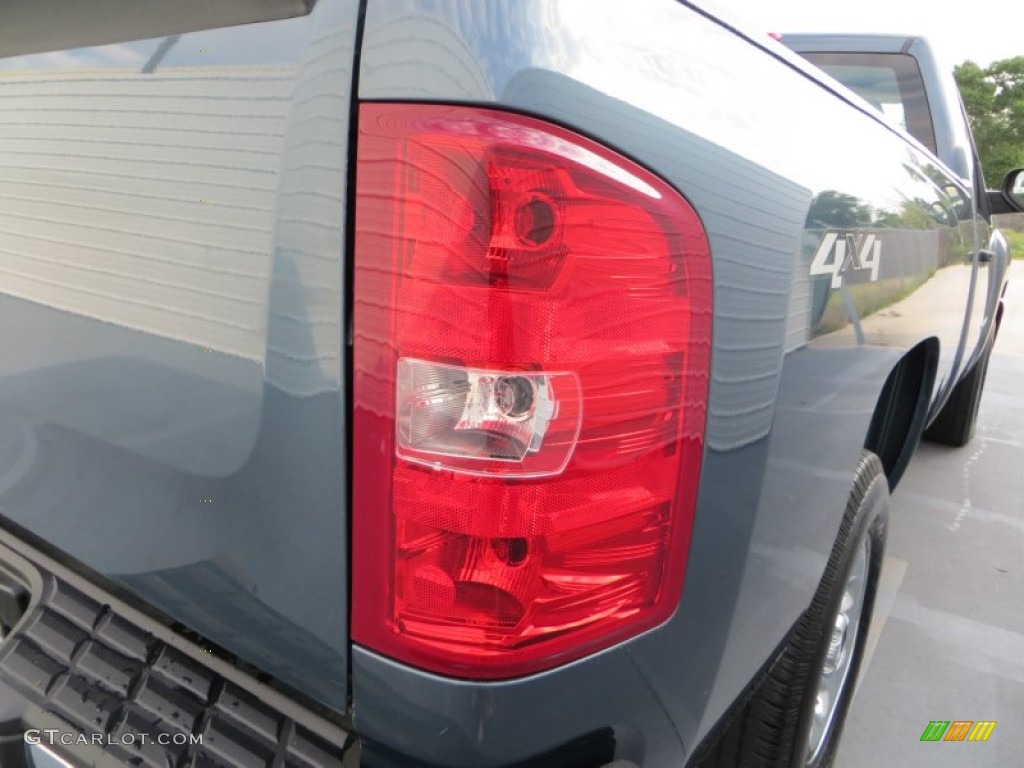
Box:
783 33 1014 389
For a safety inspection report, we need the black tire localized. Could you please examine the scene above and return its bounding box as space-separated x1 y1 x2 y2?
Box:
700 452 889 768
923 335 993 447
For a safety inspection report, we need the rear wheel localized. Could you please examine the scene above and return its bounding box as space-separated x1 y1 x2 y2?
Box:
701 452 888 767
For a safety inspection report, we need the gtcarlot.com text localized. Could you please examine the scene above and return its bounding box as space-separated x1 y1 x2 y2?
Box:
24 729 203 747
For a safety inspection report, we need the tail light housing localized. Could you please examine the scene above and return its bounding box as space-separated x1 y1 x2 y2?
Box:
352 104 712 679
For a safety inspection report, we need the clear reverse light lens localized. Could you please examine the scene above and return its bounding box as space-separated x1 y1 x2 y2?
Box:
396 358 581 477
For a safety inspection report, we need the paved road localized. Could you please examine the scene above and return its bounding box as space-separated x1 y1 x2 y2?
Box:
836 274 1024 767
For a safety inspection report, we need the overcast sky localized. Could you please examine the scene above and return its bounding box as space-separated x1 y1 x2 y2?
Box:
737 1 1023 67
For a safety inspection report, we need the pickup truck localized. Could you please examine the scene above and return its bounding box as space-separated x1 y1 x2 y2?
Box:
0 2 1019 767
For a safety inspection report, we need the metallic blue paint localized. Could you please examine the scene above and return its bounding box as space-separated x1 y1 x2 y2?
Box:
0 0 1008 764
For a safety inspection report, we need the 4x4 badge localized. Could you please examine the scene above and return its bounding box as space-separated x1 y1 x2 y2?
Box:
811 231 882 288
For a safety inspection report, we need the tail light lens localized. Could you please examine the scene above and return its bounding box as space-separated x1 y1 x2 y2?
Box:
352 104 712 679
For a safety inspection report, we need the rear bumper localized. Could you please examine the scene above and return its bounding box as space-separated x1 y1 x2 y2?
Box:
0 529 631 768
0 530 353 768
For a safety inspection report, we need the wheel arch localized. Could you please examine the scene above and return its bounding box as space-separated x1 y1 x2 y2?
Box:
863 338 939 491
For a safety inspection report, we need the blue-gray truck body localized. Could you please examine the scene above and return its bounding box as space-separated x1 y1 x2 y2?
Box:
0 2 1013 766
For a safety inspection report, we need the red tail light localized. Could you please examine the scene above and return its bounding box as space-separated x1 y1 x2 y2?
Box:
352 104 712 679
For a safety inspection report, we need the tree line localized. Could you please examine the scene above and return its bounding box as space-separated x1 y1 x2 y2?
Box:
955 57 1024 187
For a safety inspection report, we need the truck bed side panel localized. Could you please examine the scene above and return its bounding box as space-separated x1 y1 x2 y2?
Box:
352 0 973 763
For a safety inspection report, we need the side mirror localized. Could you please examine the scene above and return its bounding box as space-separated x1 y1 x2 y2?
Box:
1002 168 1024 212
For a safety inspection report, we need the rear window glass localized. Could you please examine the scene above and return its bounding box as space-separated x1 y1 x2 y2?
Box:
801 52 937 154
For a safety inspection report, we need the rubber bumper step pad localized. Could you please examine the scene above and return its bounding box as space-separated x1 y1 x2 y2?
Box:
0 572 348 768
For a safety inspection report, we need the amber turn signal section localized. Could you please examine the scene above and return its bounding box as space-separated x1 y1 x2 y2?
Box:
352 104 712 679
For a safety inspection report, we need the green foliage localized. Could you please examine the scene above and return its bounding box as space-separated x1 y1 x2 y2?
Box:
1005 229 1024 260
955 57 1024 186
806 190 873 228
